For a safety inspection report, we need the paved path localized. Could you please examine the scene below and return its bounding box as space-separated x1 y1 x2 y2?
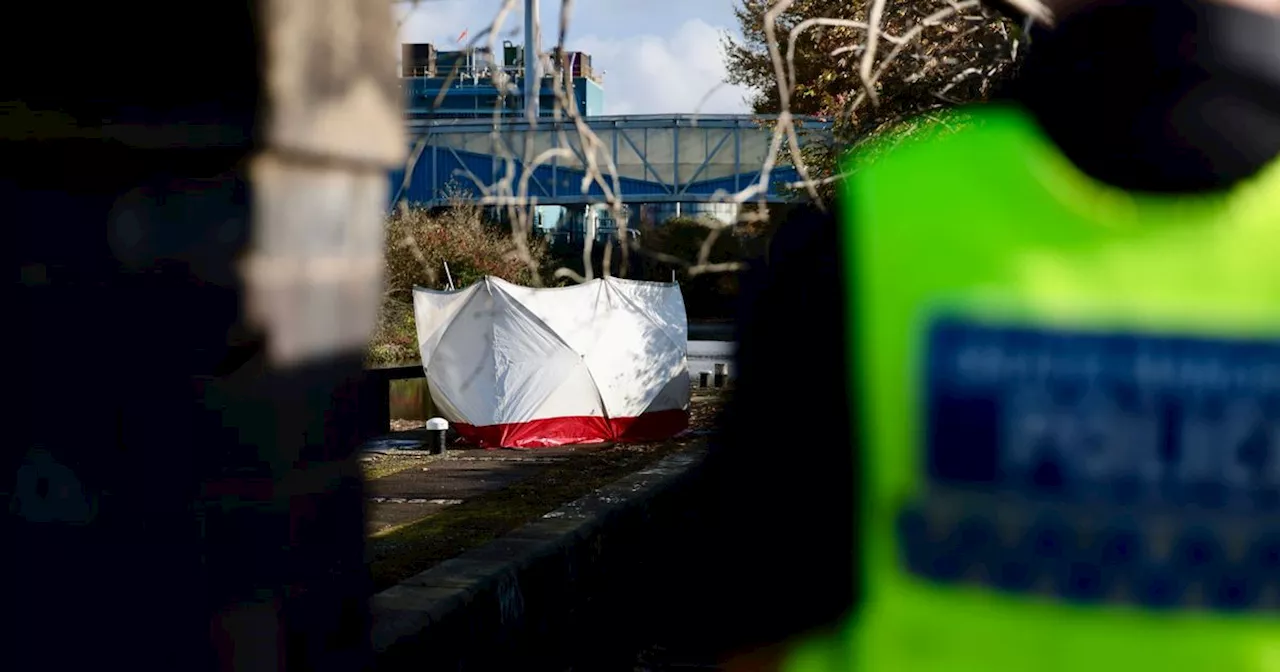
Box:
363 445 594 535
365 389 727 537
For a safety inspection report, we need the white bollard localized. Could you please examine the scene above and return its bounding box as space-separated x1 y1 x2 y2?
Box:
425 417 449 455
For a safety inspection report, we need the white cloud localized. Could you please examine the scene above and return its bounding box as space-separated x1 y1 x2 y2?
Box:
395 1 475 49
570 19 751 115
394 1 754 116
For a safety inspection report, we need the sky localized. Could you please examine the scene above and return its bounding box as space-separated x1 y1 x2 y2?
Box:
394 0 755 115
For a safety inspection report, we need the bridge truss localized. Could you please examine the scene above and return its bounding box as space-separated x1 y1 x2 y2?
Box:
389 114 833 207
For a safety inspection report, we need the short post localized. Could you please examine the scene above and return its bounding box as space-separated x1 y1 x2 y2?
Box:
713 363 727 388
425 417 449 455
699 371 710 388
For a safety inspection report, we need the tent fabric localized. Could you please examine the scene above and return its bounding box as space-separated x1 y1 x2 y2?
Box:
412 276 691 448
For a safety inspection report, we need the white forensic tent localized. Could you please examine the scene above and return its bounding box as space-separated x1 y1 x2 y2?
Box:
412 276 691 448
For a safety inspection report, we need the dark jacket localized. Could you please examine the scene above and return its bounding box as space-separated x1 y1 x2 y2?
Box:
706 0 1280 656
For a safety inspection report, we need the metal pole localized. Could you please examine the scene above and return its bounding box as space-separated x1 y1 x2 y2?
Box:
524 0 540 121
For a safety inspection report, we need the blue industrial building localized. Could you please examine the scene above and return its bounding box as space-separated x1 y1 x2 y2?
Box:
401 42 604 119
403 76 604 119
394 41 831 242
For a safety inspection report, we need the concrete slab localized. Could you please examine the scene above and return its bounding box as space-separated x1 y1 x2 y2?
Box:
369 446 712 669
367 458 545 501
367 501 458 535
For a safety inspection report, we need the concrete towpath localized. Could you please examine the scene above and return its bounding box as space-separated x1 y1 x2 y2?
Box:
360 388 727 594
362 446 581 536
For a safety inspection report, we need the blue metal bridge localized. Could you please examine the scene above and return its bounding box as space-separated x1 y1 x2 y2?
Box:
389 114 832 207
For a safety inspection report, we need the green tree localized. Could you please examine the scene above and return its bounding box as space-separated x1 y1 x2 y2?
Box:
724 0 1038 200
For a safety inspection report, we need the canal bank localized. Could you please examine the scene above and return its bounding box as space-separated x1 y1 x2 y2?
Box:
364 340 735 669
369 441 719 671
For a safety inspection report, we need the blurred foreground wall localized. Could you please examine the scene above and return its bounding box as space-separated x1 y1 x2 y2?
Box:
3 1 403 669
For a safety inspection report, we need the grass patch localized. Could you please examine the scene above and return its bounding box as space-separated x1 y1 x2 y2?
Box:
366 434 705 593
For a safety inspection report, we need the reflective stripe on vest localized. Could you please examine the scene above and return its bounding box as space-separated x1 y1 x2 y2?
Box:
786 105 1280 672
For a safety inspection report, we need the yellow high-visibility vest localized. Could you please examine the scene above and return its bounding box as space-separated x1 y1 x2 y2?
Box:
787 105 1280 672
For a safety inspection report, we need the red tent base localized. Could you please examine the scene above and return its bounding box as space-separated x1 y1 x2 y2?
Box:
453 408 690 449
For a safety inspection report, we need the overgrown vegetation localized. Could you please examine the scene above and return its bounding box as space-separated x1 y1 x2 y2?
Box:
384 187 547 296
370 187 549 365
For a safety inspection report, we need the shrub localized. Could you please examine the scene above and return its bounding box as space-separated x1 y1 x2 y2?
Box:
367 296 418 365
368 190 548 365
384 196 545 298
